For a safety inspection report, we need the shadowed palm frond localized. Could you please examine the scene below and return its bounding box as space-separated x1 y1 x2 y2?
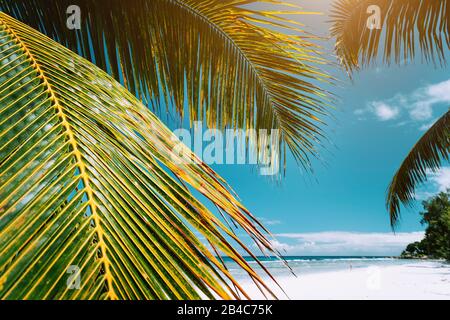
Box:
0 0 334 172
331 0 450 74
0 12 282 300
387 111 450 227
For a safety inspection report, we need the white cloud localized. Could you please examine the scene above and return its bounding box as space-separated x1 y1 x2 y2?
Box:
428 167 450 192
372 102 400 121
409 101 433 121
357 79 450 127
269 239 293 252
416 167 450 200
268 231 425 256
427 79 450 102
415 191 435 201
258 217 282 226
419 118 437 131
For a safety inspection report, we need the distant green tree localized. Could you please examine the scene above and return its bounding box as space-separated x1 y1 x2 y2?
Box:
401 242 426 258
401 190 450 260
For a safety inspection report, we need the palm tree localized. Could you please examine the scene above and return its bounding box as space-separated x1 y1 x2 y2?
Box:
0 1 332 299
331 0 450 227
1 0 333 170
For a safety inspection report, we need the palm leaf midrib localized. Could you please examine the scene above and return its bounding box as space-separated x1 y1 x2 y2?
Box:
0 11 285 301
0 0 334 173
0 15 118 299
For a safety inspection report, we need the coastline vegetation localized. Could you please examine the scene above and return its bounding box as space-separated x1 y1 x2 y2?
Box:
401 191 450 261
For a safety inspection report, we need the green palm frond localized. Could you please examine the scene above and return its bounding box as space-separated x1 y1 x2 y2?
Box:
387 111 450 227
0 0 333 172
0 12 280 300
331 0 450 74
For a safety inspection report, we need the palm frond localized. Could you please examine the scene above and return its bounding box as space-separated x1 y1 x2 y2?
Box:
331 0 450 74
0 12 281 300
0 0 333 172
387 110 450 227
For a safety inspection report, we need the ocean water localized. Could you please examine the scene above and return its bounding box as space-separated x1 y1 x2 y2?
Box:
224 256 418 279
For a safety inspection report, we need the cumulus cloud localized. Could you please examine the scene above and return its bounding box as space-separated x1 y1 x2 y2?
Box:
409 101 433 121
371 102 400 121
268 231 425 256
416 167 450 200
269 239 293 252
356 79 450 127
427 79 450 102
428 167 450 192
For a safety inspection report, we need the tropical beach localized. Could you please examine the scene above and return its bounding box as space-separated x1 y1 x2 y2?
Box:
0 0 449 304
234 259 450 300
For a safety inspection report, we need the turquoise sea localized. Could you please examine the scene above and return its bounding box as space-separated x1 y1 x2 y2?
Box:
224 256 424 279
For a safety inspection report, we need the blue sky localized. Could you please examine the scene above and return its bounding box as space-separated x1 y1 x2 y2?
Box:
163 1 450 256
207 62 449 255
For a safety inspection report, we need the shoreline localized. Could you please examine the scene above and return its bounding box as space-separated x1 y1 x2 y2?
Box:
239 260 450 300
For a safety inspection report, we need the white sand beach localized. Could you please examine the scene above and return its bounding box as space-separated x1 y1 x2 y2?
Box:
241 261 450 300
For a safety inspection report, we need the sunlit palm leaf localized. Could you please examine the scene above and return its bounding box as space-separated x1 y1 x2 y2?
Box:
0 0 333 171
0 12 280 300
331 0 450 74
387 111 450 227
